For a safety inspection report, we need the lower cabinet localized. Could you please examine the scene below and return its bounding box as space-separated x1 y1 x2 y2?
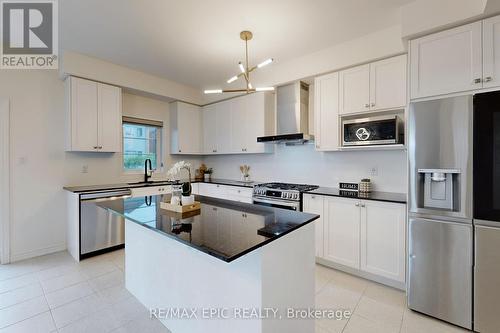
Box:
303 194 406 285
324 196 361 269
197 183 253 203
360 200 406 282
303 194 325 258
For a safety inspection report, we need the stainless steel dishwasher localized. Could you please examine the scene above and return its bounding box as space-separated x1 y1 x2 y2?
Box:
80 189 131 259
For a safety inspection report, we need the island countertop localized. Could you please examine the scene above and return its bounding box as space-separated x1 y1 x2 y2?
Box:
97 194 319 263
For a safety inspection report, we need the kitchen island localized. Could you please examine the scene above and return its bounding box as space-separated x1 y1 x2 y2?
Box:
98 194 319 333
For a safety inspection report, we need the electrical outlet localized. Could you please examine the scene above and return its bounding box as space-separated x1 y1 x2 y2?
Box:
82 165 88 174
369 167 378 176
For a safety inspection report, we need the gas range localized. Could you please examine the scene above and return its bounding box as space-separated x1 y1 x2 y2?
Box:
252 182 319 211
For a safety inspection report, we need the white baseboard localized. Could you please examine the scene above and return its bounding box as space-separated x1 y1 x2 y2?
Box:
316 257 406 291
10 242 67 263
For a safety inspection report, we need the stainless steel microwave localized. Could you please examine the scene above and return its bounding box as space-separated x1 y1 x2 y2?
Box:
342 115 403 146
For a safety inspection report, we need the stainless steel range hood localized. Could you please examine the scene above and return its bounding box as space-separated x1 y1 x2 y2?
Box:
257 81 312 144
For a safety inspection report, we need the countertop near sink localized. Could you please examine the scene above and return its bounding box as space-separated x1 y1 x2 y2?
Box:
307 187 407 204
63 178 260 193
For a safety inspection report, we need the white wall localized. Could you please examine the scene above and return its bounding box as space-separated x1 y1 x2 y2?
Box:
401 0 488 38
0 70 202 262
61 50 205 105
204 144 407 193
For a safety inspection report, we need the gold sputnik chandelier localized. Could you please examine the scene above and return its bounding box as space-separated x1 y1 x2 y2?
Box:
204 31 274 94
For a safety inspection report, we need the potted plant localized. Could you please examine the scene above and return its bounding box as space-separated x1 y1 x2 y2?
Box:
204 168 213 181
166 161 194 205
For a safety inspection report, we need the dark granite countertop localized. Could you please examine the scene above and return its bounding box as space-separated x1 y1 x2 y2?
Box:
63 178 260 193
307 187 406 204
97 194 319 263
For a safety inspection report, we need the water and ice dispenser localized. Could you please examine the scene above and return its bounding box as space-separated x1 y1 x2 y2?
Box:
417 169 461 211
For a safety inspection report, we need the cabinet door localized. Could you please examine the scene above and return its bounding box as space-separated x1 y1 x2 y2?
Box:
245 92 267 153
230 97 247 153
303 194 325 258
69 77 98 151
339 64 370 115
203 105 217 153
324 197 360 268
483 15 500 89
360 201 406 282
97 83 122 152
410 21 482 99
314 72 339 150
216 100 232 153
370 55 407 111
177 103 202 154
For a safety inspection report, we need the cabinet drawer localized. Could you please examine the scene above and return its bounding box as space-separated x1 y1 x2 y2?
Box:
130 186 172 197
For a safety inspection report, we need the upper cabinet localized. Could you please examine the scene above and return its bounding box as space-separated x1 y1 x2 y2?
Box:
339 55 407 115
203 104 218 153
65 76 122 152
314 55 407 151
170 102 202 154
410 21 483 99
201 92 274 155
314 72 340 151
339 64 370 114
370 55 407 111
483 15 500 89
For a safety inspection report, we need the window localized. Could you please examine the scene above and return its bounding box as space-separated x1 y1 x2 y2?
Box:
122 117 163 172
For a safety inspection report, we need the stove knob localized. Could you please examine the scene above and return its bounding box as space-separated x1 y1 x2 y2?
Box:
283 192 288 199
294 193 299 199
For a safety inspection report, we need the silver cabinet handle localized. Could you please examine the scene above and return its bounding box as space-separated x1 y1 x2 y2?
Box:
360 203 366 208
409 254 416 259
355 203 360 207
178 149 181 152
93 146 98 149
484 76 493 82
473 78 482 84
370 103 375 107
364 103 370 108
98 146 103 149
311 195 315 199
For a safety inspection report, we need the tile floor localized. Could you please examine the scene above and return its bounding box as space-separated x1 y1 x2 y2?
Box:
0 250 471 333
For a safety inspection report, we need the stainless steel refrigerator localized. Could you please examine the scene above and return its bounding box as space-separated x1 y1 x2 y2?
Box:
408 95 473 330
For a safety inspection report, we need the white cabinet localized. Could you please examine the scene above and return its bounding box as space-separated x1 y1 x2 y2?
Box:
130 185 171 197
360 200 406 282
312 194 406 284
338 55 407 115
203 104 217 153
314 72 340 151
410 21 482 99
170 102 202 154
202 92 274 155
339 64 370 115
197 183 252 203
369 55 407 111
216 100 232 153
231 97 247 153
324 196 361 268
66 76 122 152
483 15 500 89
243 92 273 153
303 194 325 258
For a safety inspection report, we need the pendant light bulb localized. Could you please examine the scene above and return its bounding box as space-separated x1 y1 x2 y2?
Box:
257 58 273 68
204 89 223 94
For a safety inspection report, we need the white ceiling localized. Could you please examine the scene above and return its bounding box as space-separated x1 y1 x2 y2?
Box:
60 0 413 90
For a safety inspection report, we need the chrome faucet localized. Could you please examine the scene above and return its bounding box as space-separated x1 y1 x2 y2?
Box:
144 159 153 183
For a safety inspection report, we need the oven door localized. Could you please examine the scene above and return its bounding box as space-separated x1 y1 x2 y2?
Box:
252 197 300 211
474 91 500 223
